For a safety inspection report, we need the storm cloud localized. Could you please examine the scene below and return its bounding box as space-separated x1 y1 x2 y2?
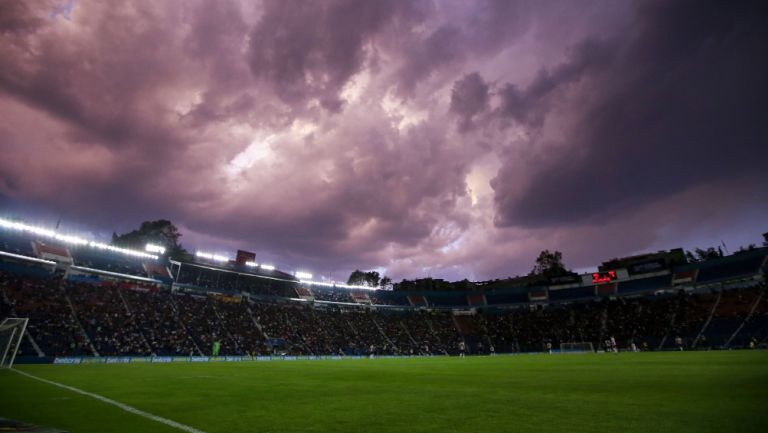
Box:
492 0 768 228
0 0 766 281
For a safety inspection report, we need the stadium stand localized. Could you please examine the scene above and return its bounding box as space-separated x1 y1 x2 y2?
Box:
549 285 595 301
617 275 672 294
311 286 353 303
695 251 766 284
1 227 767 361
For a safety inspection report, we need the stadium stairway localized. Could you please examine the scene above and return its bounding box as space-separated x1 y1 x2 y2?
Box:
725 289 765 348
25 332 44 357
116 288 153 354
168 296 204 356
692 291 722 349
245 304 270 340
211 303 242 353
372 317 398 352
658 301 680 350
63 291 99 356
399 320 419 348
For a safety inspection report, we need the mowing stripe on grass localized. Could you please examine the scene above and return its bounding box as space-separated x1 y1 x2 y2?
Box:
11 368 208 433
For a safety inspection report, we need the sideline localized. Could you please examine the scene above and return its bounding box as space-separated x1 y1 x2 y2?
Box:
10 368 208 433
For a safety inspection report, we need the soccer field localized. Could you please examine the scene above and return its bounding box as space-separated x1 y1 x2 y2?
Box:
1 351 767 433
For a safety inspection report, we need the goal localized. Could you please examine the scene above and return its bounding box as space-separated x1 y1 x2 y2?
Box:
560 342 594 354
0 318 29 369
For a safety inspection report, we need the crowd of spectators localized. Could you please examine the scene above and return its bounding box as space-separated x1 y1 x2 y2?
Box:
121 289 199 356
66 282 151 355
310 287 353 303
0 271 91 356
1 269 766 358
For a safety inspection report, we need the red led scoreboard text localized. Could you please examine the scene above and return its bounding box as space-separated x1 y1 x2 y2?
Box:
592 270 617 284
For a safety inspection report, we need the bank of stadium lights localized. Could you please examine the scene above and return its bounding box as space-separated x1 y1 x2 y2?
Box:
145 243 166 254
195 251 229 262
241 260 276 271
299 279 377 290
295 271 313 279
0 218 375 288
0 217 159 260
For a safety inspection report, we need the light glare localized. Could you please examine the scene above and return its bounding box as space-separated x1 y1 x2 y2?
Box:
145 243 166 254
0 218 158 260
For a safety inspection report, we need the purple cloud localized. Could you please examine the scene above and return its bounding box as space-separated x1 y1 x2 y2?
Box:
0 0 766 282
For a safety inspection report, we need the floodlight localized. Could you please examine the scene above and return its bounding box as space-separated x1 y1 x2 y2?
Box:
0 218 157 260
145 243 166 254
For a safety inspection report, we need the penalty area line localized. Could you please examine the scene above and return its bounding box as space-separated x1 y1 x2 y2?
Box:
11 368 208 433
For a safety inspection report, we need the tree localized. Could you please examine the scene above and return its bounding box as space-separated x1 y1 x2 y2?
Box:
347 270 366 286
380 276 392 288
112 219 189 259
530 250 568 278
684 247 723 263
347 270 381 287
737 244 757 253
365 271 380 287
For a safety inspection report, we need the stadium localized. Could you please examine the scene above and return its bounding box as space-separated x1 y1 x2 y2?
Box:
2 0 768 432
1 218 768 432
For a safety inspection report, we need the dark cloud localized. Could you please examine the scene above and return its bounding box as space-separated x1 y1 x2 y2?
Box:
392 0 544 98
496 38 614 128
394 25 466 97
247 0 426 111
0 0 765 281
0 2 189 157
450 72 490 132
0 0 49 35
493 0 768 228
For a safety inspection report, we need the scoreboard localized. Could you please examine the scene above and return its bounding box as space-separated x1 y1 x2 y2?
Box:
592 270 617 284
235 249 256 265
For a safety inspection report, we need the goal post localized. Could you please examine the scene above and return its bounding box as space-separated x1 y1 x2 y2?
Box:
0 318 29 369
560 342 594 354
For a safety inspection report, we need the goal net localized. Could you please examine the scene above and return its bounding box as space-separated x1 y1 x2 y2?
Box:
0 318 29 369
560 342 594 354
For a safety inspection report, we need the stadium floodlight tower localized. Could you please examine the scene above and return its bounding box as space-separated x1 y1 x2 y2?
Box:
0 317 29 369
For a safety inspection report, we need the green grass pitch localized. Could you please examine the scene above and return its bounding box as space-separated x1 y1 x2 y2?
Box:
1 351 767 433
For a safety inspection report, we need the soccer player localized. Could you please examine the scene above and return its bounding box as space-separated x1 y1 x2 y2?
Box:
675 336 684 351
458 340 466 357
545 341 552 355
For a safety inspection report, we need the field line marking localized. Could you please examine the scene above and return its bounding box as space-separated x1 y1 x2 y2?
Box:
11 368 208 433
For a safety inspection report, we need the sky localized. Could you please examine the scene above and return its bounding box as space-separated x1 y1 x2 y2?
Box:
0 0 766 282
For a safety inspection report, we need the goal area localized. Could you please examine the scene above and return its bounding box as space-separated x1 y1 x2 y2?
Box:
0 317 29 369
560 342 594 354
